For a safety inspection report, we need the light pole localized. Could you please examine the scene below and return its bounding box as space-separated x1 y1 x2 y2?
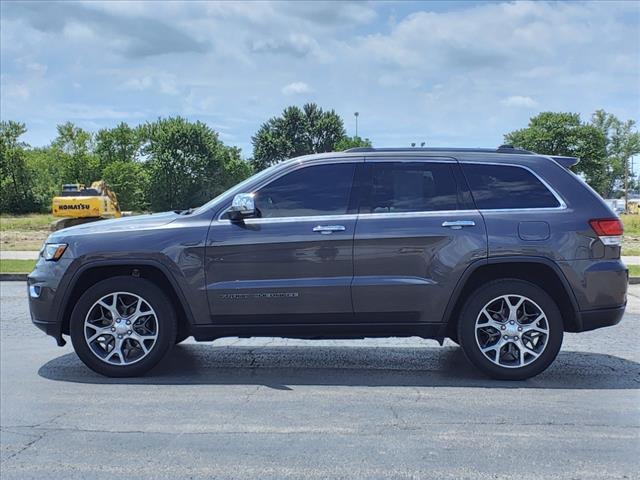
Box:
354 112 359 138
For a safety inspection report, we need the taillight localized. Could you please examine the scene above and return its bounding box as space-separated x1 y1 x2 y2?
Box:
589 219 623 246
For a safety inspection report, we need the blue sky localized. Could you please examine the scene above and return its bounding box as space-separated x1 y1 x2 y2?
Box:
1 1 638 158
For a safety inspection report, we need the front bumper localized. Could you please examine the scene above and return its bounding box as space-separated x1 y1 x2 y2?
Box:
32 319 66 346
577 304 626 332
28 256 74 346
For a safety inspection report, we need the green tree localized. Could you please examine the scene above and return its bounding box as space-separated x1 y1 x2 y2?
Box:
504 112 608 195
591 110 640 198
95 122 144 168
218 146 253 192
0 121 39 213
251 103 346 170
334 135 372 151
142 117 247 211
25 147 63 212
51 122 101 186
102 160 149 212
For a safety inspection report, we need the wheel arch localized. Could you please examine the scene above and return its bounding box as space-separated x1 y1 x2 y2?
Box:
442 256 581 338
58 260 195 340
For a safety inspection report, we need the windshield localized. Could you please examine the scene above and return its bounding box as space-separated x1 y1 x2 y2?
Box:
192 162 283 215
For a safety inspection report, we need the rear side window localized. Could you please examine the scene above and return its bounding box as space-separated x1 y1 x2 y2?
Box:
462 164 560 209
254 163 355 218
361 162 460 213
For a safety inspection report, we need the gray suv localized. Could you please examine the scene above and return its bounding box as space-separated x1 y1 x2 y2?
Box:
28 146 628 380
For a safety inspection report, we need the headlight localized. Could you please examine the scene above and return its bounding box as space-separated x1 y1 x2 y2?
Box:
42 243 67 261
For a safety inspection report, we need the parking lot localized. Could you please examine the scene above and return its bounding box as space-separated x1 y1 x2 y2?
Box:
1 280 639 479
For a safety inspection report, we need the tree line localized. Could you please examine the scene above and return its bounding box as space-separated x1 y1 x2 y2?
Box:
0 103 370 214
0 105 637 215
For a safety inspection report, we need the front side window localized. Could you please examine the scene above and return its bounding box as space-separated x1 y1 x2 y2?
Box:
253 163 356 218
462 164 560 209
361 162 460 213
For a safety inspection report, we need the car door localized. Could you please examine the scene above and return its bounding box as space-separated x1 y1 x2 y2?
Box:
205 159 361 324
351 157 487 323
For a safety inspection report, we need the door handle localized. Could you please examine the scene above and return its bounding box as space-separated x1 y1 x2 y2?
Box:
313 225 346 234
442 220 475 230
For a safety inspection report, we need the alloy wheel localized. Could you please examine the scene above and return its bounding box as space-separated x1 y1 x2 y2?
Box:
83 292 159 366
474 294 549 369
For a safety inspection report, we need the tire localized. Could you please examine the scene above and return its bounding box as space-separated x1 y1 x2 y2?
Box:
457 279 563 380
70 276 177 377
175 333 189 344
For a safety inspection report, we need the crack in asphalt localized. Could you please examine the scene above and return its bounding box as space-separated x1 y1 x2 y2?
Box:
2 420 638 439
1 429 48 464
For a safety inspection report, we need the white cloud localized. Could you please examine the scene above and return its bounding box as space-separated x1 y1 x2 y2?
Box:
0 0 637 155
3 84 30 100
501 96 538 108
281 82 312 95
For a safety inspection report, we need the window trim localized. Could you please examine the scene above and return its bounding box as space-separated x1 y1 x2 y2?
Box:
357 159 467 216
213 158 567 224
215 158 362 222
460 161 567 212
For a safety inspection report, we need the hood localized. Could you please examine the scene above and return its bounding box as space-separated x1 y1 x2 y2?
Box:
48 211 180 241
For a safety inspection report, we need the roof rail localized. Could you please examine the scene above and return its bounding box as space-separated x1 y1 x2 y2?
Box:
343 146 533 154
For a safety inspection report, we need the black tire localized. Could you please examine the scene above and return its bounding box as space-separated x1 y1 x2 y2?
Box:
457 279 563 380
70 276 177 377
175 333 189 344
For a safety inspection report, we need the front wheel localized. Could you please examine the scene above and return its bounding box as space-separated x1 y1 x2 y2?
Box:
457 279 563 380
70 276 177 377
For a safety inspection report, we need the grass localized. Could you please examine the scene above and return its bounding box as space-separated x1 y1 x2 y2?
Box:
0 213 55 231
620 214 640 235
628 265 640 277
0 213 53 251
0 259 36 273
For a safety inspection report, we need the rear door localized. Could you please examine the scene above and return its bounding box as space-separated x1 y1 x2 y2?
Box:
205 159 361 323
351 157 487 323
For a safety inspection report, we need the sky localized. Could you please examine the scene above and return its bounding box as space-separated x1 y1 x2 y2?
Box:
1 0 639 158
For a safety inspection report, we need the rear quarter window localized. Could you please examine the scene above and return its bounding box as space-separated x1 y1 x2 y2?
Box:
462 164 560 209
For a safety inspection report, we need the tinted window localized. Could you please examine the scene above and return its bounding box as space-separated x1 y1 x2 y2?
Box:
362 162 460 213
254 163 355 218
463 164 560 209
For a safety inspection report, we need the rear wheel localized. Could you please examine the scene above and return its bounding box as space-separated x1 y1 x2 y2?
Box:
70 276 177 377
457 279 563 380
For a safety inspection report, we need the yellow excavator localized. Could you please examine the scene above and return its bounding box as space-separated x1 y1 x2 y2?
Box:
51 181 121 230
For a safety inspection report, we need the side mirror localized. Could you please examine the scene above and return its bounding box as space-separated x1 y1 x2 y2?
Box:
229 193 255 221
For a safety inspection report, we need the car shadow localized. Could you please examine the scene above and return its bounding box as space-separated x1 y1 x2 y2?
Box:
37 344 640 390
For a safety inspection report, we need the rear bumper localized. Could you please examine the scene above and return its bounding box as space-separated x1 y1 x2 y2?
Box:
576 304 626 332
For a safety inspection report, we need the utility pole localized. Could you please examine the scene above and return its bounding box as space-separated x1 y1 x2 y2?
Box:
354 112 359 138
625 154 629 212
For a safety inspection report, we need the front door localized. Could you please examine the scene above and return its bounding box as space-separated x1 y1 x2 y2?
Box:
205 161 361 324
351 158 487 323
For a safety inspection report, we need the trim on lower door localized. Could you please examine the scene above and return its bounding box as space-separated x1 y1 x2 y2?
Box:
191 322 446 342
351 276 435 286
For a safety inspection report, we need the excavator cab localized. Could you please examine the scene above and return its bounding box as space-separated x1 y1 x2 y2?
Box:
51 181 121 230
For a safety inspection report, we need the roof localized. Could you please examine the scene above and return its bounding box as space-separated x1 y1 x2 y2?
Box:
344 145 532 155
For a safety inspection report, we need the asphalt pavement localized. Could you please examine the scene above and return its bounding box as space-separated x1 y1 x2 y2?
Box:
1 281 639 479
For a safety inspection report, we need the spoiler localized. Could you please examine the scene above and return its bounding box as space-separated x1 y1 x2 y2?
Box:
551 156 579 169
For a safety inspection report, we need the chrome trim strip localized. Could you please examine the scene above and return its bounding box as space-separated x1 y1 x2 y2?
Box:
212 159 568 224
356 209 478 220
213 214 359 226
